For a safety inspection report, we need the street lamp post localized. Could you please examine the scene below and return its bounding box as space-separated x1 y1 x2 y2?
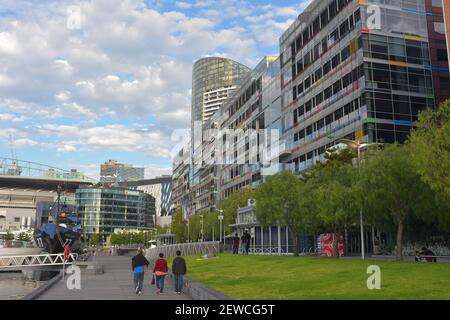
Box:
218 211 224 243
336 139 383 260
200 215 204 243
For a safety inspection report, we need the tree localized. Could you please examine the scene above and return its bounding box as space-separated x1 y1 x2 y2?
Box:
408 100 450 211
171 208 188 243
311 163 359 257
357 144 437 259
4 230 15 241
17 232 31 242
255 172 314 256
89 233 103 246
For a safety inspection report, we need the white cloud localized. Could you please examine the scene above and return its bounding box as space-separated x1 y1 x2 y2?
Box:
175 1 192 9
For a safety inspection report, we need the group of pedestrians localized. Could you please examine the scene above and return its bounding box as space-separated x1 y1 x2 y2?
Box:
131 248 187 296
232 229 251 255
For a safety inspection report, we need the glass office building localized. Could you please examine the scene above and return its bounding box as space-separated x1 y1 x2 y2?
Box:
76 187 155 238
279 0 449 173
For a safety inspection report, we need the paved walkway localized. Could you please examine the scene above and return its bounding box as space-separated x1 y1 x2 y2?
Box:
37 254 190 300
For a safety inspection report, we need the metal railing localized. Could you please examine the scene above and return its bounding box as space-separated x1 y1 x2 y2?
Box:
0 157 97 183
0 253 78 269
146 242 220 260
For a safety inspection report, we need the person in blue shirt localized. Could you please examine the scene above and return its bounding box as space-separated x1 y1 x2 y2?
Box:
131 247 149 295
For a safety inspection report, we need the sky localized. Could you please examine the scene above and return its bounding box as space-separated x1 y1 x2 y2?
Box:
0 0 311 180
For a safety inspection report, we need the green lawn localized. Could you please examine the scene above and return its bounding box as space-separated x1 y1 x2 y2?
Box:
184 254 450 300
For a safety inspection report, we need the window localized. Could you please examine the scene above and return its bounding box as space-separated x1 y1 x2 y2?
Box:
293 87 297 101
329 1 337 20
329 28 339 45
322 37 328 54
437 49 448 62
304 77 311 90
339 20 349 38
314 43 321 61
315 68 322 82
334 108 343 121
354 8 361 22
323 61 331 75
321 9 329 27
332 54 341 69
343 72 352 88
324 86 332 99
341 46 350 61
316 92 324 105
297 82 304 95
305 100 312 113
333 80 342 95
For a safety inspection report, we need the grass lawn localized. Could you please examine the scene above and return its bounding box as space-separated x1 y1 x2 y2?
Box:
184 254 450 300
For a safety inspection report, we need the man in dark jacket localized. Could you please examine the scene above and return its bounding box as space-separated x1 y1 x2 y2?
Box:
131 247 149 295
172 250 187 294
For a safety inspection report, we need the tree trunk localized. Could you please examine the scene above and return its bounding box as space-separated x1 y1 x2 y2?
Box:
396 218 405 261
344 224 349 256
333 231 341 258
291 229 299 256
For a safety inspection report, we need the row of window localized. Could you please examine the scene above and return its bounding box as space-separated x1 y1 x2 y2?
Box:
228 78 262 118
293 64 364 125
290 0 353 58
364 61 433 94
361 34 431 65
292 8 360 80
293 44 355 101
294 97 362 142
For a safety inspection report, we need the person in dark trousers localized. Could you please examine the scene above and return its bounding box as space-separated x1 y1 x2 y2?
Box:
245 230 251 254
232 233 240 254
153 253 168 294
131 247 149 295
172 250 187 294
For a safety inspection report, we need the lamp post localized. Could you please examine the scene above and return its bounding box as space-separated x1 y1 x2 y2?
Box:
336 139 383 260
218 211 224 244
200 214 204 243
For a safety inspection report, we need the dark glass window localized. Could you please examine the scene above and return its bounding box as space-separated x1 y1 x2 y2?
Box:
321 9 329 27
332 54 341 68
323 61 331 75
341 46 350 61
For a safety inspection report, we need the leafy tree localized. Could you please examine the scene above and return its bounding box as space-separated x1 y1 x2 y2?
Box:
311 163 359 257
171 208 188 243
89 233 103 246
408 100 450 208
254 172 314 256
4 230 15 241
357 144 437 259
17 232 32 242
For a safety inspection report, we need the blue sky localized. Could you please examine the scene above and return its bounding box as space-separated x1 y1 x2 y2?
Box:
0 0 310 179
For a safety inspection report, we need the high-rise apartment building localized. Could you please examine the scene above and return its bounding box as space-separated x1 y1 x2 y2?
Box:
100 160 144 184
191 57 251 128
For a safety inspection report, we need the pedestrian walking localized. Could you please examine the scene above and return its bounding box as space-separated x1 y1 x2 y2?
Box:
131 247 149 295
232 233 240 254
172 250 187 294
153 253 168 294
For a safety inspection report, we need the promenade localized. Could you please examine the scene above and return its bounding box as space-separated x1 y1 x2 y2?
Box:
36 253 191 300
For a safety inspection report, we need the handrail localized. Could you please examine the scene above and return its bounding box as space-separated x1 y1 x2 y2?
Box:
0 253 78 269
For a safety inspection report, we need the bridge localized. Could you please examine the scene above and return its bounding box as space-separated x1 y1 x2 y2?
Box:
0 253 78 270
0 157 97 191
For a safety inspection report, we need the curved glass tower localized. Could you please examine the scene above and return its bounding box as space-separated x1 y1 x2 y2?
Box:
191 57 251 128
